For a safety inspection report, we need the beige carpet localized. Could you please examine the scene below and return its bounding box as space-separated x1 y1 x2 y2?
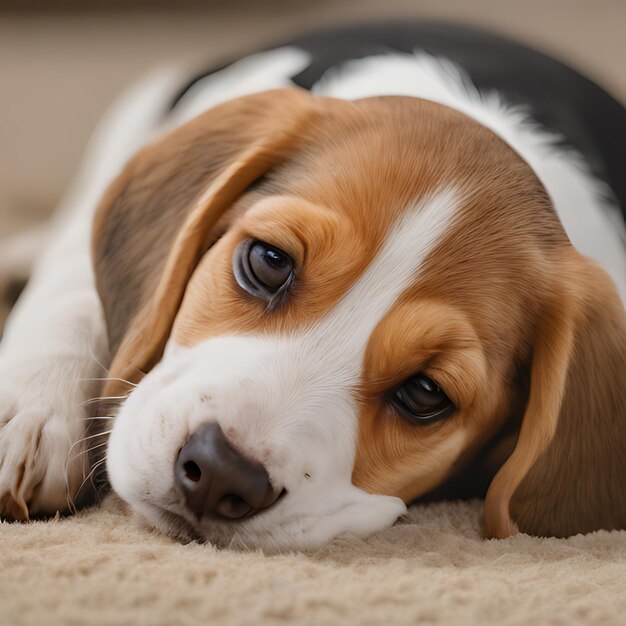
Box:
1 495 625 625
2 4 626 625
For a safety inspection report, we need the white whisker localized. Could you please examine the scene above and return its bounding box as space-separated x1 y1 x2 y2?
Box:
67 440 110 464
75 457 108 505
65 429 113 462
78 376 138 388
65 439 109 515
86 347 110 375
79 395 128 408
82 415 114 421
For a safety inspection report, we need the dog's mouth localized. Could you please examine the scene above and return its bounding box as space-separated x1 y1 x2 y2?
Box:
145 504 202 543
146 487 289 548
150 506 252 548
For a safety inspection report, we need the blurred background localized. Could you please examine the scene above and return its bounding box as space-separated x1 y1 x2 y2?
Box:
1 0 624 240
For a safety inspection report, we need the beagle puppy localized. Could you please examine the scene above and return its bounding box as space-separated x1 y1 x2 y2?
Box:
0 22 624 551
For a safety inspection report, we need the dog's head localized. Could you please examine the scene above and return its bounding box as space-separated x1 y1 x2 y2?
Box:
93 89 625 550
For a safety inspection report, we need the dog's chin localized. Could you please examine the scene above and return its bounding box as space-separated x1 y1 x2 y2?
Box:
135 502 292 552
133 505 272 551
131 500 275 550
131 489 408 553
134 502 202 544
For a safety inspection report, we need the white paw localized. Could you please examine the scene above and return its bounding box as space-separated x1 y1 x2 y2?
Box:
0 359 92 520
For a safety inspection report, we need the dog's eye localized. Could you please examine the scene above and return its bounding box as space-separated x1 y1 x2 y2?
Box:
234 239 295 304
248 242 292 289
391 374 454 423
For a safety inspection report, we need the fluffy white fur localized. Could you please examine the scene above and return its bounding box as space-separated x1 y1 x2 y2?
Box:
108 190 461 550
0 67 187 515
1 46 623 546
312 52 626 302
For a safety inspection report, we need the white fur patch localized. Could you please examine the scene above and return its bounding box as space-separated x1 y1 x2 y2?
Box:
107 189 461 550
163 48 626 300
312 52 626 302
6 40 624 539
166 47 311 129
0 66 189 517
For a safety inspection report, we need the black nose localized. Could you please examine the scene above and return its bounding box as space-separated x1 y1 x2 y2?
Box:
175 422 281 521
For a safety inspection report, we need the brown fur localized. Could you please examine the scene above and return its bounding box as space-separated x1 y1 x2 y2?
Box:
491 254 626 537
92 89 626 538
93 89 319 388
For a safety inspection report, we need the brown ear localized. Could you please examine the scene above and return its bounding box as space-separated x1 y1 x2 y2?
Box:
485 251 626 538
92 88 316 394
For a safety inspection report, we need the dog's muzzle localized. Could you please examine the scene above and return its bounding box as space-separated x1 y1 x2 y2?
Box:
174 422 284 521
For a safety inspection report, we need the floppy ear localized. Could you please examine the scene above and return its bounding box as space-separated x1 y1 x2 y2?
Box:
92 88 316 395
485 251 626 538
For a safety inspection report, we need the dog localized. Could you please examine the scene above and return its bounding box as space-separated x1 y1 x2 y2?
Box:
0 22 624 551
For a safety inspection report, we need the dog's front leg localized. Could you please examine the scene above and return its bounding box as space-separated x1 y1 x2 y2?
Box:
0 206 110 519
0 68 191 519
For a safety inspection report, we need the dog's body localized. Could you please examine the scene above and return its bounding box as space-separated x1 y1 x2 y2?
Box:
0 23 624 549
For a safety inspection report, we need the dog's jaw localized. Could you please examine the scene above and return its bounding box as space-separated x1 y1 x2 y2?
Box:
107 336 407 551
106 190 460 549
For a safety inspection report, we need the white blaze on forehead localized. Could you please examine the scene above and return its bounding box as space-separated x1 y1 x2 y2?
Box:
246 186 462 434
302 187 461 365
244 187 462 464
107 187 462 550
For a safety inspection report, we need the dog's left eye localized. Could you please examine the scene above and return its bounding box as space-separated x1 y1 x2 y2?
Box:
391 374 454 423
234 239 295 303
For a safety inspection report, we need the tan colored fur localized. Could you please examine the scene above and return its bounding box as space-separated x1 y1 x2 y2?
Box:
92 89 626 538
492 254 626 537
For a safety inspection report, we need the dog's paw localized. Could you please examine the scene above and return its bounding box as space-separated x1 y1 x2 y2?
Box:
0 362 89 520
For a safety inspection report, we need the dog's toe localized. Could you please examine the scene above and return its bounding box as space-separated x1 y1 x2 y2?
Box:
0 391 88 520
0 407 48 520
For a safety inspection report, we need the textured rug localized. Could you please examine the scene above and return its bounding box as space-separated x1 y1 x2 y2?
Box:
1 495 624 625
2 7 625 625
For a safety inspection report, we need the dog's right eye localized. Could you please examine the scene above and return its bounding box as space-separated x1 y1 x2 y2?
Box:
390 374 454 424
233 239 295 306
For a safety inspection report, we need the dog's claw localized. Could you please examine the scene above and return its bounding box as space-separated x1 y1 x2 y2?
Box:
0 361 90 521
